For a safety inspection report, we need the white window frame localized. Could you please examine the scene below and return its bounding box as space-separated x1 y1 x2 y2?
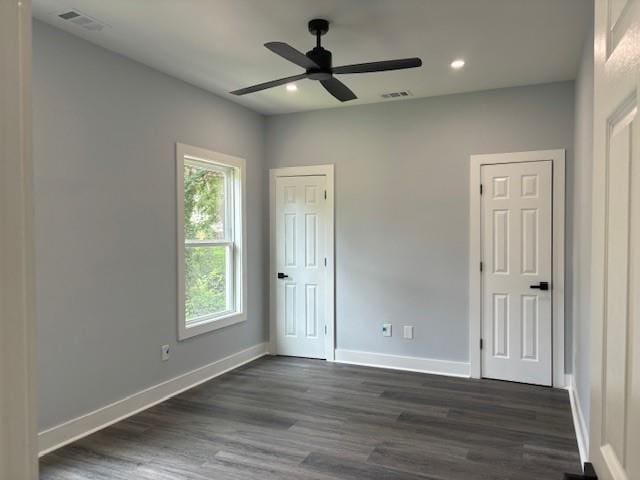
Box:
176 143 247 340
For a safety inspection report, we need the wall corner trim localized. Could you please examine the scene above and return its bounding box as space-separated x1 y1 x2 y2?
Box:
566 374 590 467
38 342 269 456
334 349 471 377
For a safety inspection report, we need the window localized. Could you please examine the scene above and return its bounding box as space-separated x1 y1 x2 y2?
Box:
177 143 246 339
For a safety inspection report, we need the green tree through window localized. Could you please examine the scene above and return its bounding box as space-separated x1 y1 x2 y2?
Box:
183 164 231 320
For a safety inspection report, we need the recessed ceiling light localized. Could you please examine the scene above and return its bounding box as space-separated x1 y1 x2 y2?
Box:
450 59 465 69
286 83 298 92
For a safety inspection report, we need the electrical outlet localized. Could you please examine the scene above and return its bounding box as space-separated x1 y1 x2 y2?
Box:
382 324 392 337
161 344 170 361
403 325 414 340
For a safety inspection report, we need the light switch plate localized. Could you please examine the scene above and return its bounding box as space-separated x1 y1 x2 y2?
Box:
161 344 170 361
382 324 392 337
403 325 414 340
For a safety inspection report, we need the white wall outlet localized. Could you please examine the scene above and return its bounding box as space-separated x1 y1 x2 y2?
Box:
382 324 392 337
161 344 170 361
403 325 414 340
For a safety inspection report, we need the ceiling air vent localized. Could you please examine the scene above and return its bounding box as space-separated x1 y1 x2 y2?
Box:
381 90 413 99
57 10 106 32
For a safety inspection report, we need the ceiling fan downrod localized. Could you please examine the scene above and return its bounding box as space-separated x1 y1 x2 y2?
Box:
308 18 329 49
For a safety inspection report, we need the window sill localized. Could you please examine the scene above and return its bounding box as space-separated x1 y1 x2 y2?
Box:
178 311 246 341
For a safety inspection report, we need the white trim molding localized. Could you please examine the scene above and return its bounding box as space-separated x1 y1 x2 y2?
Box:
335 349 471 378
38 343 269 456
269 165 335 361
468 149 566 387
566 375 589 467
0 0 38 477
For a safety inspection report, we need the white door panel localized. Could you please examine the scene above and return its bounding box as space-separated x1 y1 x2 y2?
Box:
481 161 553 386
275 175 327 359
591 1 640 478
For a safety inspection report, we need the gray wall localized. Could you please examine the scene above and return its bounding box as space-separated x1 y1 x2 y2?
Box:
33 21 267 431
266 82 575 363
34 18 581 432
571 19 594 429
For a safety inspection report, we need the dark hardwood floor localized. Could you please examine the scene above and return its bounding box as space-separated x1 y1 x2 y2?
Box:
40 356 581 479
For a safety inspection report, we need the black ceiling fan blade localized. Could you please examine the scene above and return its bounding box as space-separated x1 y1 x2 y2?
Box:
230 73 309 96
264 42 319 70
332 57 422 74
320 77 357 102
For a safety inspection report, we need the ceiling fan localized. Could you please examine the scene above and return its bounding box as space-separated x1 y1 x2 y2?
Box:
230 19 423 102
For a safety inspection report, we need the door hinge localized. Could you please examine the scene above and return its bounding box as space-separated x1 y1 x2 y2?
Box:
324 257 327 267
324 190 327 200
324 325 328 335
480 261 483 272
480 339 483 350
480 184 483 195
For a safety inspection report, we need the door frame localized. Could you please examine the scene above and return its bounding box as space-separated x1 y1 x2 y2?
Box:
269 165 335 360
1 0 39 477
468 149 566 387
589 0 640 475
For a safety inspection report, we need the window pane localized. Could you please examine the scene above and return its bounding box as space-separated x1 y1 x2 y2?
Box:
185 245 230 321
183 163 227 241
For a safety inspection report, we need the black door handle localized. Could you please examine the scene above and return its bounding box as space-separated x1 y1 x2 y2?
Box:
277 272 289 279
530 282 550 291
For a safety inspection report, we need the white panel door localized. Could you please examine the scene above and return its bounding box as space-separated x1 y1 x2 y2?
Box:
481 161 553 386
275 175 327 359
591 1 640 478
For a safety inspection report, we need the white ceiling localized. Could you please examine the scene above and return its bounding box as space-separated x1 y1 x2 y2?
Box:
32 0 592 115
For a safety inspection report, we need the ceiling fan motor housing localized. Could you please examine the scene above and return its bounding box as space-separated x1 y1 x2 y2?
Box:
306 47 332 80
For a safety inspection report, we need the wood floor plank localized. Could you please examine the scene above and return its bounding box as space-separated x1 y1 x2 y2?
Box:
40 356 581 479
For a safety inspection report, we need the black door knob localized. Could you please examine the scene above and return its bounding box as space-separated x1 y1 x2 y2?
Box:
277 272 289 279
530 282 550 291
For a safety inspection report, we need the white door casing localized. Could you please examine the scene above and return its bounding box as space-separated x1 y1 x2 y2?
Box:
481 161 553 386
269 165 335 360
0 0 38 478
590 1 640 478
468 149 565 388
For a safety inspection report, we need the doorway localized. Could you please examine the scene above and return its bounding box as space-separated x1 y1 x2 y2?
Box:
269 165 335 360
468 150 566 387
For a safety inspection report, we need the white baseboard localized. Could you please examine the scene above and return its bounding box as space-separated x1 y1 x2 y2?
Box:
334 349 470 378
38 342 269 456
566 374 589 467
